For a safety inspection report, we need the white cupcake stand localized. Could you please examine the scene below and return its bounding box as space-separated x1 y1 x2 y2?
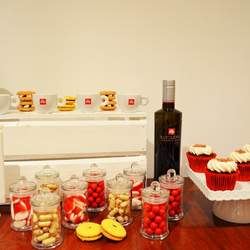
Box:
187 165 250 224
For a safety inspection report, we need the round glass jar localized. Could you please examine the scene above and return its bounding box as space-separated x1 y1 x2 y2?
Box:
123 162 146 210
35 166 60 194
31 191 63 249
9 176 37 231
61 175 88 229
82 163 106 212
106 173 133 226
159 169 184 221
141 181 169 240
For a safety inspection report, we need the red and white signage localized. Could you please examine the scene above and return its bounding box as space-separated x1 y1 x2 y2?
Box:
128 98 135 105
168 128 175 136
84 98 92 105
39 98 47 105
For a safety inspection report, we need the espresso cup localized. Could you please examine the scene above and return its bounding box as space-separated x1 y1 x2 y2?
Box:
33 94 58 113
0 94 19 114
77 94 100 112
118 95 149 112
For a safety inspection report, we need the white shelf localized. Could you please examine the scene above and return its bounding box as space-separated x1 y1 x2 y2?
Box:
0 110 146 121
186 164 250 201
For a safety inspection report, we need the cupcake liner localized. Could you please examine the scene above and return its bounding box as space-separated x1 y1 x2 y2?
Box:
205 169 239 191
186 152 217 173
237 162 250 181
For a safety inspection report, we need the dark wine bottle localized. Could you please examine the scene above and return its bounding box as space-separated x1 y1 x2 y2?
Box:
154 80 182 179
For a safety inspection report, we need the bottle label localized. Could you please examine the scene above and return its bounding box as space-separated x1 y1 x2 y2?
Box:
167 128 175 136
160 128 180 143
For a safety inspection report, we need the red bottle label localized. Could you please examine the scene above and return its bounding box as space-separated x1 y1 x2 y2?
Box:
85 98 92 105
40 98 47 105
128 98 135 105
168 128 175 136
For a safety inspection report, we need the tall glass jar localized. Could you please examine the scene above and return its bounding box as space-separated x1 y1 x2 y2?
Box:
62 175 88 229
82 163 106 212
159 169 184 221
106 173 133 226
9 177 36 231
35 166 60 194
31 191 63 249
141 181 169 240
123 162 146 210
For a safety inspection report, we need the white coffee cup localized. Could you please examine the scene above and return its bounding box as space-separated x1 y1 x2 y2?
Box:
118 95 149 112
77 94 100 112
33 94 58 113
0 94 19 114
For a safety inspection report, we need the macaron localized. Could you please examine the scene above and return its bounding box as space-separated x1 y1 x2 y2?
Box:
101 219 126 241
76 222 102 242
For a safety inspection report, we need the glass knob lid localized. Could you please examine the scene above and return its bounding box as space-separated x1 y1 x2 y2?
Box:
9 176 36 194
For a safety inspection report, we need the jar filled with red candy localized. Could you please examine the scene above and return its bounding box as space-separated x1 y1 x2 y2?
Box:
123 162 146 210
159 169 184 221
106 173 133 226
141 181 169 240
9 176 37 231
82 163 106 212
31 191 63 249
35 166 61 194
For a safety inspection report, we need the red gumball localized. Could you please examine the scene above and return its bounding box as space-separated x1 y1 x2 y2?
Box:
98 181 104 188
169 195 175 203
150 222 158 230
143 217 151 227
89 183 97 191
154 216 162 224
143 203 152 212
146 228 153 235
92 202 98 208
172 201 179 209
152 205 160 214
87 188 93 194
148 211 155 219
159 221 166 229
171 189 180 197
155 228 163 235
159 208 165 216
169 209 176 217
88 196 94 203
92 192 98 198
96 187 102 193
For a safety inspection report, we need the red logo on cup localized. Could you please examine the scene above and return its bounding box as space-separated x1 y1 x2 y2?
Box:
85 98 92 105
168 128 175 135
128 98 135 105
40 98 47 105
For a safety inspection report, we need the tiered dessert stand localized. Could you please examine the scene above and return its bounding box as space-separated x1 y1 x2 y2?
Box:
187 165 250 223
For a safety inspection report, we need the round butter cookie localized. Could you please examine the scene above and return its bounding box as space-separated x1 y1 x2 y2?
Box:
101 219 126 241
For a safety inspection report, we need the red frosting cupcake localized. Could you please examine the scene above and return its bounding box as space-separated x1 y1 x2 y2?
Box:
186 144 216 173
205 158 239 191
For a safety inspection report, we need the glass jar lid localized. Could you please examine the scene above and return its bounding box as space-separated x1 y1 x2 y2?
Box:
62 175 86 191
35 165 60 180
123 162 146 177
142 181 169 202
31 190 60 207
82 163 106 179
107 173 132 191
9 176 37 194
159 169 184 186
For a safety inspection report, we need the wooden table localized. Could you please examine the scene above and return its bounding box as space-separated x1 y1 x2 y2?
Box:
0 178 249 250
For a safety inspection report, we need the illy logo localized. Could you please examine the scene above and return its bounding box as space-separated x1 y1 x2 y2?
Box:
85 98 92 105
168 128 175 136
40 98 47 105
128 98 135 105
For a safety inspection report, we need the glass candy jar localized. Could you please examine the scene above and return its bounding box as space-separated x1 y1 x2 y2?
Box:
31 191 63 249
141 181 169 240
62 175 88 229
123 162 146 210
82 163 106 212
35 166 60 194
9 177 36 231
159 169 184 221
106 173 133 226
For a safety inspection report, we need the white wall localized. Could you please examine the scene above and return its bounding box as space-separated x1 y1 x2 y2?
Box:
1 0 250 177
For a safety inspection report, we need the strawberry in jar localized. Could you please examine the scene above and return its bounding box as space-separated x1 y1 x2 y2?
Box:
9 177 36 231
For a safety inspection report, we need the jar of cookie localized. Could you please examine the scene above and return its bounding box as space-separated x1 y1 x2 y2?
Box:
141 181 169 240
35 166 60 194
9 177 37 231
62 175 88 229
123 162 146 210
106 173 133 226
82 163 106 212
159 169 184 221
31 191 63 249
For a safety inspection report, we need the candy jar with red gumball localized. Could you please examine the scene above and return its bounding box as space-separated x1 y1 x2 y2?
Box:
62 175 88 229
123 162 146 210
82 163 106 212
9 176 37 231
141 181 169 240
159 169 184 221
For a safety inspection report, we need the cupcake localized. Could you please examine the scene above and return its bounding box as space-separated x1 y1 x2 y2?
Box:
205 158 239 191
186 144 216 172
230 149 250 181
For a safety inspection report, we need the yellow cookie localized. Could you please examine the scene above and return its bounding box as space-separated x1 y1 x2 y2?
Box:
18 107 35 112
58 107 74 111
101 219 126 240
76 222 102 238
19 96 33 101
77 234 102 242
100 90 116 95
19 101 33 105
17 90 35 95
65 96 76 101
